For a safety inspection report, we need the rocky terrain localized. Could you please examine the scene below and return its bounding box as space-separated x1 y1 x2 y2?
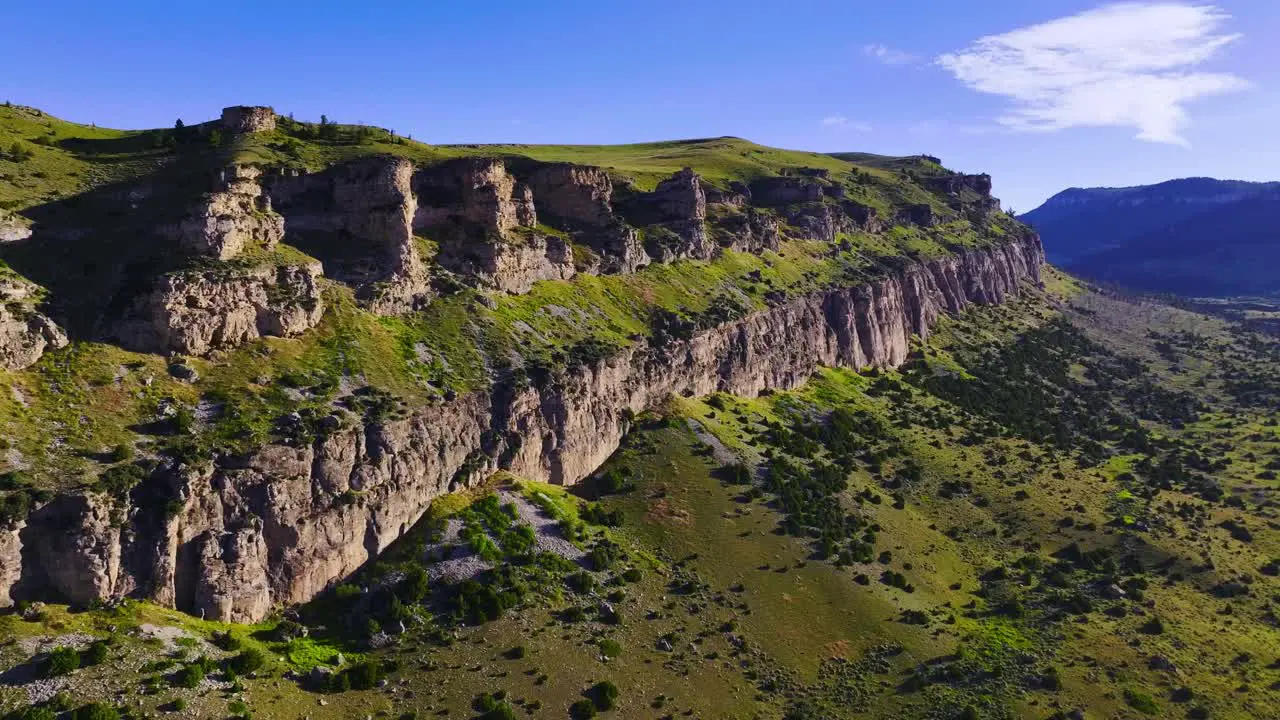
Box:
27 104 1274 720
0 105 1039 620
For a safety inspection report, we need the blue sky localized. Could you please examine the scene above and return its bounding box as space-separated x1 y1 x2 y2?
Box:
2 0 1275 210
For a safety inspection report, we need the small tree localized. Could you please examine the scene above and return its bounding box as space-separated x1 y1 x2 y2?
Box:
44 646 79 677
227 647 266 675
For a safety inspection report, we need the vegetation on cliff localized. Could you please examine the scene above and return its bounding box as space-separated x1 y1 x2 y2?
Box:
0 103 1023 493
3 272 1276 719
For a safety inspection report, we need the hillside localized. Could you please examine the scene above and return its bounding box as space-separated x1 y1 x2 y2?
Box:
1020 178 1280 296
0 105 1275 720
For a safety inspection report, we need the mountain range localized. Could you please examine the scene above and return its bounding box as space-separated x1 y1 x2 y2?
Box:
1021 177 1280 297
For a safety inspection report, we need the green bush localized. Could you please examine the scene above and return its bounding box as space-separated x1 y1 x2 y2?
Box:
588 681 619 711
503 645 527 660
344 659 383 690
71 704 119 720
107 444 134 463
569 700 597 719
44 646 79 677
13 705 56 720
212 631 243 651
81 640 109 667
1124 688 1160 715
173 662 204 689
598 639 622 659
227 647 266 675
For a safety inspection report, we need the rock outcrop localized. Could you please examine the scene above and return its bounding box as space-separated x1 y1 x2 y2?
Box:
633 168 714 262
0 211 32 243
164 165 285 260
0 275 67 370
221 106 277 134
1 236 1044 618
268 157 432 314
527 164 650 274
415 158 574 292
116 261 323 356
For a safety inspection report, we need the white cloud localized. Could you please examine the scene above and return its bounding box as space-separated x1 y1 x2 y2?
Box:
821 116 873 132
936 2 1248 145
863 43 919 66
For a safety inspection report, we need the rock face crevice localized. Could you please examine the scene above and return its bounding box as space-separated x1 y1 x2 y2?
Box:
1 236 1043 620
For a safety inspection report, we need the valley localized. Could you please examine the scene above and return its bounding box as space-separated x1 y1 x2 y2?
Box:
0 104 1275 720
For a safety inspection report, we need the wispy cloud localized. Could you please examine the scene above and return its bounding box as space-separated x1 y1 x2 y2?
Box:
936 2 1248 145
821 116 872 131
863 43 919 66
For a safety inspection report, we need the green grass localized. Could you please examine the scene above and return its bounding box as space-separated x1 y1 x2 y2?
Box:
3 281 1279 719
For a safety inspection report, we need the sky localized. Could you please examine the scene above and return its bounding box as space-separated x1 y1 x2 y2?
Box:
2 0 1276 210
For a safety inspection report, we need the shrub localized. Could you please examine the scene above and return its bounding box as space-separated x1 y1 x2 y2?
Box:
81 640 109 666
345 659 383 690
44 646 80 677
212 631 243 651
503 645 527 660
227 647 266 675
598 639 622 659
398 564 429 603
13 705 56 720
596 468 633 495
587 541 624 572
72 704 119 720
569 700 597 719
1124 688 1160 715
173 662 204 689
588 681 619 711
565 571 597 595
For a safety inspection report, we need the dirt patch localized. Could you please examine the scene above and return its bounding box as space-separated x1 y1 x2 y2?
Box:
823 639 851 658
645 497 691 525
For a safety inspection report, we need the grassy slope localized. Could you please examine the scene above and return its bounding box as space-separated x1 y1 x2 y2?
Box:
5 276 1275 720
15 108 1274 719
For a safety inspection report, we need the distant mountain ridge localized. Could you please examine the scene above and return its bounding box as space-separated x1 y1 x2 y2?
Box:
1021 177 1280 297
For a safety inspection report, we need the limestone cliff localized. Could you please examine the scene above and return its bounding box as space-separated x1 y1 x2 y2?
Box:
0 274 67 370
1 236 1043 619
115 261 323 356
267 157 433 314
163 165 285 260
414 158 575 293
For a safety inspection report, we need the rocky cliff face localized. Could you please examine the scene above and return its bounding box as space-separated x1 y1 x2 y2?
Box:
220 106 277 134
0 275 67 370
0 236 1043 619
115 261 323 356
0 210 32 243
415 158 575 293
164 165 285 260
268 156 433 315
